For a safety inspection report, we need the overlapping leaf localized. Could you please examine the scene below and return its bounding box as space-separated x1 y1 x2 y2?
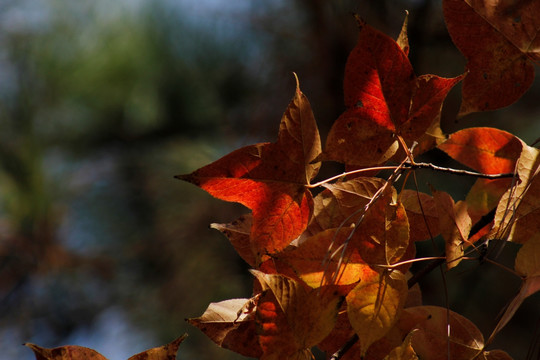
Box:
177 79 321 261
346 269 408 356
251 270 343 359
398 306 484 360
400 190 440 242
432 189 472 270
438 127 522 223
443 0 539 115
323 18 463 166
489 142 540 244
187 298 263 358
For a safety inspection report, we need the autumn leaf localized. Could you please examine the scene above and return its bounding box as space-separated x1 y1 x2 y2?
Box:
177 76 321 261
352 188 411 267
383 330 418 360
432 189 472 270
489 142 540 244
128 335 188 360
443 0 538 115
400 190 440 242
322 18 463 166
210 214 255 267
276 226 370 289
25 336 187 360
346 269 408 356
187 298 263 358
399 306 484 360
251 270 343 359
488 236 540 342
438 127 522 222
25 344 107 360
479 350 514 360
305 177 387 237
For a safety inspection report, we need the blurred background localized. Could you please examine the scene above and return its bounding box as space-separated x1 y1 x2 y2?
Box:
0 0 539 359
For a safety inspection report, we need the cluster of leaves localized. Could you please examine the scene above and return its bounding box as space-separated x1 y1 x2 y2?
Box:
26 1 540 360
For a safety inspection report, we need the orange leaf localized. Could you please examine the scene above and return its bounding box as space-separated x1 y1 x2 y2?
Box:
438 127 522 175
346 269 408 356
443 0 537 115
187 298 262 358
399 306 484 360
277 227 370 289
432 189 472 270
177 77 321 260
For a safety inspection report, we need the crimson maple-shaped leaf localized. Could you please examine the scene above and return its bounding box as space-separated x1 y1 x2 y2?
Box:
443 0 539 115
323 18 463 166
177 77 321 261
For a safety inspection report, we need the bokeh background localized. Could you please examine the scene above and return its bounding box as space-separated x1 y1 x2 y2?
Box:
1 1 539 359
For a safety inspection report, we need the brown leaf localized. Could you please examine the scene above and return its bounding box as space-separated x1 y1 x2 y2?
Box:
210 214 255 267
128 335 187 360
347 269 408 356
400 190 440 242
251 270 343 358
489 143 540 244
383 330 418 360
187 298 262 358
25 344 108 360
399 305 484 360
306 177 386 237
353 190 411 267
443 0 537 115
432 189 472 270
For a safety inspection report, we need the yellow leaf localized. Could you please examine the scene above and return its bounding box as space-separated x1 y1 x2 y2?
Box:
346 270 408 356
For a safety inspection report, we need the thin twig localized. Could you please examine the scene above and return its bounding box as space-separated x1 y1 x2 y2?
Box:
403 162 516 179
329 334 359 360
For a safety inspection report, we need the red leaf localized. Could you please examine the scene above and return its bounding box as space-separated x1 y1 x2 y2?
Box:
443 0 537 115
323 19 463 166
177 78 321 260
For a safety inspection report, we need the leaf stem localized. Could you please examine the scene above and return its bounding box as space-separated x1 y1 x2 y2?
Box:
308 166 399 188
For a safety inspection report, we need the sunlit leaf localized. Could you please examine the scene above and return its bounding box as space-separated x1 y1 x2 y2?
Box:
177 78 321 261
347 269 408 356
383 330 418 360
490 143 540 244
